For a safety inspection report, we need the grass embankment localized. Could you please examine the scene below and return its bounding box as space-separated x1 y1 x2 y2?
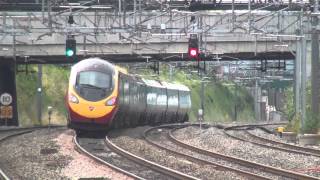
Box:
283 81 320 133
16 65 69 126
16 64 255 126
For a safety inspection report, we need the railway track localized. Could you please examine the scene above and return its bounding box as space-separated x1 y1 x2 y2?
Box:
223 122 287 131
0 126 58 180
245 130 320 156
0 128 38 180
144 125 271 179
144 124 318 180
75 134 197 180
0 129 33 180
224 127 320 157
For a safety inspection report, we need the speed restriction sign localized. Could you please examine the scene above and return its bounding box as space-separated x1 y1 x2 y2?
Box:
0 93 12 106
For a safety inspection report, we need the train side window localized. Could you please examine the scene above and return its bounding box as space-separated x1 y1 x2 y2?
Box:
147 87 157 105
185 92 191 108
129 82 133 104
163 89 167 106
179 91 191 108
137 84 143 104
136 85 140 104
188 92 191 107
168 90 179 107
156 88 159 105
140 85 146 104
124 81 129 105
130 82 138 104
157 88 167 106
118 78 124 104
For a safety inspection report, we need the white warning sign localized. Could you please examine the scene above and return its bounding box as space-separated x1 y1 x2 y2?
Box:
0 93 12 106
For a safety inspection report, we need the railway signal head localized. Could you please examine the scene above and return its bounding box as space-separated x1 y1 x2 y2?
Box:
66 49 74 57
188 47 199 58
188 34 200 60
68 15 74 25
66 39 76 58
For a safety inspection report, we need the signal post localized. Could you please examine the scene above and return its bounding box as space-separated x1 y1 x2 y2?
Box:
188 34 207 123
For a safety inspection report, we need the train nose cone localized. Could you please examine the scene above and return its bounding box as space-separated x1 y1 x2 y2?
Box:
89 106 95 111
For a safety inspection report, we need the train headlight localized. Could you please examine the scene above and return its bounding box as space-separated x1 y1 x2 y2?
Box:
69 94 79 104
105 97 116 106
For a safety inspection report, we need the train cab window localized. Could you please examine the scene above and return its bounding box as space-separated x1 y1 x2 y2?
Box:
75 71 113 101
179 91 191 108
168 90 179 107
147 87 157 105
78 71 111 89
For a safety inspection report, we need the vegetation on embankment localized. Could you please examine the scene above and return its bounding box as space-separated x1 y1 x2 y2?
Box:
283 81 320 133
16 64 255 126
16 65 70 126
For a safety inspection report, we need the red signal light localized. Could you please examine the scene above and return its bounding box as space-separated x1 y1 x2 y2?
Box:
190 48 198 57
188 47 199 59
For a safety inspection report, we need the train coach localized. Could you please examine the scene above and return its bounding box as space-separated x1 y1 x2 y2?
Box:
66 58 191 133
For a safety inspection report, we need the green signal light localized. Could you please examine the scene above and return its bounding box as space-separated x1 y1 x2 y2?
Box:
66 49 74 57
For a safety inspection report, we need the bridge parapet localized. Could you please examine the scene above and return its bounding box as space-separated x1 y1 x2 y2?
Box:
0 10 306 61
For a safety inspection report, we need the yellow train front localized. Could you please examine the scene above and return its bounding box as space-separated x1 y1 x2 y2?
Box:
66 58 119 131
66 57 192 133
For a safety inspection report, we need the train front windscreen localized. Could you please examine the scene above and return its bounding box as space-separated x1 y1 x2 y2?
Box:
75 71 113 101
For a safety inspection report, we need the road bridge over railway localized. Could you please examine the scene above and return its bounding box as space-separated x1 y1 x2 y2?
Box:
0 10 307 63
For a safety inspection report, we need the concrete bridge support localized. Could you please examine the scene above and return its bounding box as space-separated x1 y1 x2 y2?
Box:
0 59 19 126
311 17 320 118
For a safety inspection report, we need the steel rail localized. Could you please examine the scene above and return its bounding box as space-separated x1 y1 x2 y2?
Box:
144 126 271 180
0 129 36 180
0 125 65 133
224 130 320 157
223 122 287 131
169 127 318 180
0 168 10 180
245 130 320 156
0 126 65 180
73 135 144 180
105 135 199 180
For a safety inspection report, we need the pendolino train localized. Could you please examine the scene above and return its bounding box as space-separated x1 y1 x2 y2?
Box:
66 58 191 132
